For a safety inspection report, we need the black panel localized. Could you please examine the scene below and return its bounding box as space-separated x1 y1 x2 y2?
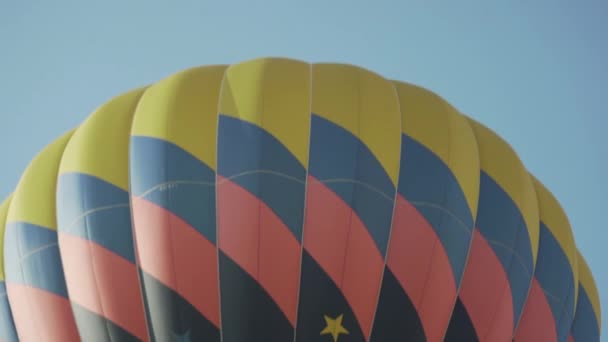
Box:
71 303 139 342
369 269 425 342
219 251 294 342
295 251 365 342
141 273 219 342
444 298 478 342
138 267 155 342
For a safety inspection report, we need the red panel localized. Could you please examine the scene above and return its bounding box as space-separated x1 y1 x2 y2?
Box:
386 196 457 342
217 176 301 325
7 283 80 342
568 335 574 342
459 230 514 341
513 278 556 342
131 196 220 327
302 177 351 286
59 233 148 340
131 196 174 285
258 204 301 326
217 176 259 278
341 210 385 337
303 176 385 337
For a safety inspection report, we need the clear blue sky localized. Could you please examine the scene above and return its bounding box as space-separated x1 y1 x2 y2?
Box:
1 0 606 337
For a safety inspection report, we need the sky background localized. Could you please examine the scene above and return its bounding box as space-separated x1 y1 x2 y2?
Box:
1 0 606 338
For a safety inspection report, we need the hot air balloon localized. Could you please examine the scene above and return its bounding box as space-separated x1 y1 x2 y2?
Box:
0 57 601 342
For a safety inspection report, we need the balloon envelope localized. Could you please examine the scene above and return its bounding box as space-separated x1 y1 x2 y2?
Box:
0 58 601 342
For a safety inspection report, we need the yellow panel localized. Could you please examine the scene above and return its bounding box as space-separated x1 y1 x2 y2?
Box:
311 63 401 185
0 195 13 280
577 250 601 330
466 119 540 263
7 130 75 230
219 58 311 167
392 81 480 217
530 175 579 296
60 88 146 190
132 65 228 170
449 113 481 219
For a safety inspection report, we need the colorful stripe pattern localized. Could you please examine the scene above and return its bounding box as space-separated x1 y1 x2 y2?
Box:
371 82 480 342
296 63 401 342
514 177 578 342
0 58 601 342
4 132 80 342
130 137 221 341
217 59 311 342
57 88 148 342
130 65 227 342
445 120 540 341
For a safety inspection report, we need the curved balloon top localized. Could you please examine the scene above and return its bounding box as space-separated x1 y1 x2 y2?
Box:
59 87 147 189
0 57 601 342
131 65 227 169
466 118 540 263
392 81 480 218
7 131 74 229
530 176 578 289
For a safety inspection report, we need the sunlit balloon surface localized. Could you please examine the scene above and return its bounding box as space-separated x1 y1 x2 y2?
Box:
0 58 601 342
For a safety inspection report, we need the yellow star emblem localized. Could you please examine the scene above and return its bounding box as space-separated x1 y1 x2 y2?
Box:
320 314 349 342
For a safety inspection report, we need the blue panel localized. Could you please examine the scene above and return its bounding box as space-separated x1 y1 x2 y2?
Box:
0 281 18 342
130 136 217 243
71 302 139 342
475 172 535 324
57 174 136 263
4 222 69 298
308 114 395 256
399 135 475 285
571 288 600 342
414 204 472 285
535 222 576 340
217 115 306 241
556 282 577 341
